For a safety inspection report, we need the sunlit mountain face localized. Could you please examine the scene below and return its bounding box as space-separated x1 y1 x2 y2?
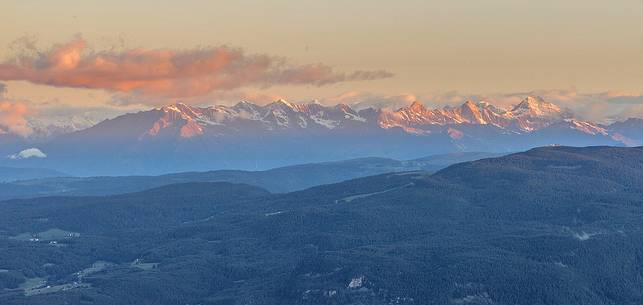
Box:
1 96 640 176
9 96 631 141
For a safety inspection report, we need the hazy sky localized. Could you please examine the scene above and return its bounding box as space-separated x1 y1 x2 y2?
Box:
1 0 643 122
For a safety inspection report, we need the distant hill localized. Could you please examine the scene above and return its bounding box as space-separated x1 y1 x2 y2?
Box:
0 166 68 182
0 146 641 305
410 151 505 170
0 152 505 200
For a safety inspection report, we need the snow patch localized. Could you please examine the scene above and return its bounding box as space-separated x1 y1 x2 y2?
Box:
310 114 339 129
297 117 308 128
268 109 290 127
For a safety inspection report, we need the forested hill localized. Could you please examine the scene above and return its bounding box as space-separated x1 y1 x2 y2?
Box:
0 152 503 201
435 145 643 186
0 146 641 305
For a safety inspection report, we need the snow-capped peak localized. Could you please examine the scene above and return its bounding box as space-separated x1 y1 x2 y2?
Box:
140 100 374 137
161 102 194 113
477 101 507 115
377 96 581 132
459 100 487 124
407 101 426 113
463 100 477 107
510 96 563 117
35 97 626 144
233 100 253 107
274 98 296 108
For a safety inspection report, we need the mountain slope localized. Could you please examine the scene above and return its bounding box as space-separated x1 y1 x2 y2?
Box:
411 151 507 169
609 118 643 145
0 146 641 305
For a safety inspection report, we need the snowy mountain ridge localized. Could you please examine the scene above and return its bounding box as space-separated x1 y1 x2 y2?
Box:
129 96 608 140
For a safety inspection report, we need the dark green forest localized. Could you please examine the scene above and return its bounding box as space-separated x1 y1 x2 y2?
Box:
0 146 641 305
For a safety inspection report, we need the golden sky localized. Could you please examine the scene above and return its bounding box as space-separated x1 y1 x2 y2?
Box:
1 0 643 120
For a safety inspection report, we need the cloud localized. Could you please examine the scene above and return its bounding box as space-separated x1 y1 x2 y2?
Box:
0 82 6 97
111 89 287 107
7 148 46 159
322 91 492 111
0 37 393 101
0 100 32 137
323 91 419 110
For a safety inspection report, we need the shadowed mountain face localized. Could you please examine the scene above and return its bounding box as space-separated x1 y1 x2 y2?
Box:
0 146 641 305
3 96 640 176
0 152 504 201
609 118 643 145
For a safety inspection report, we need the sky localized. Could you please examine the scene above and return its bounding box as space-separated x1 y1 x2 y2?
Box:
1 0 643 129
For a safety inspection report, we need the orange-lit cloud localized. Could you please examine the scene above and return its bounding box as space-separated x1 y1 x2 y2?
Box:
0 37 393 99
0 82 32 136
0 100 32 137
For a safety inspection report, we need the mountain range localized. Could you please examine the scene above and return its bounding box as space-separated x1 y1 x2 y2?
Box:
3 96 642 175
